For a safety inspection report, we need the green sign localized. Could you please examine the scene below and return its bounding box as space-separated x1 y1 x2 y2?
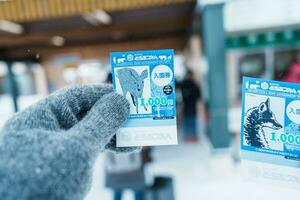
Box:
226 29 300 49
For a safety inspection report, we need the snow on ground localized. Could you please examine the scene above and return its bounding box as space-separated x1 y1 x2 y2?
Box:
86 137 300 200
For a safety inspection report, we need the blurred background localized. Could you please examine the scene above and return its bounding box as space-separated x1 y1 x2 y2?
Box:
0 0 300 199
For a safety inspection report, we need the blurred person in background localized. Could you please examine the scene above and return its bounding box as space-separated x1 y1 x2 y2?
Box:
105 149 152 200
282 55 300 83
175 79 184 135
106 72 113 84
180 69 202 142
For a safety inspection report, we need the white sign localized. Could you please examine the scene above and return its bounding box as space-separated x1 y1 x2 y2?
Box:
225 0 300 32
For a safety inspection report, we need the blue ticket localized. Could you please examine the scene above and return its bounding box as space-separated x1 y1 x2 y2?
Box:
111 49 177 147
241 77 300 167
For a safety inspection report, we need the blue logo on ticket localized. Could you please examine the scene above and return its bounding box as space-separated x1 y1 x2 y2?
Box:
111 49 177 147
241 77 300 167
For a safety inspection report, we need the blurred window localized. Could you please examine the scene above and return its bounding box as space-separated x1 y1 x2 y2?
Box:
12 62 37 95
0 62 14 127
239 53 265 78
0 62 9 95
274 49 298 80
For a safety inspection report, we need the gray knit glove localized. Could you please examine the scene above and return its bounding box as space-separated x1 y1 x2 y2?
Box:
0 85 137 200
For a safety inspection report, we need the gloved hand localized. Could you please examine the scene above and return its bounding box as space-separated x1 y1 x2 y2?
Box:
0 85 137 200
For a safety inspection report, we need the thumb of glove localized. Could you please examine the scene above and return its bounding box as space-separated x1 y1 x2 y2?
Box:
68 92 129 151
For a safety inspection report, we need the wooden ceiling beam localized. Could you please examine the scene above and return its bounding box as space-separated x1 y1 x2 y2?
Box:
0 0 195 22
4 35 185 60
0 15 191 47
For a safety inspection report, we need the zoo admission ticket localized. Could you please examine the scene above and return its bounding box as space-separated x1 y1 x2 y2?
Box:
111 49 177 147
241 77 300 167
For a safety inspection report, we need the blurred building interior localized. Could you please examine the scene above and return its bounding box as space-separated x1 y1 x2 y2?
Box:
1 0 300 199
